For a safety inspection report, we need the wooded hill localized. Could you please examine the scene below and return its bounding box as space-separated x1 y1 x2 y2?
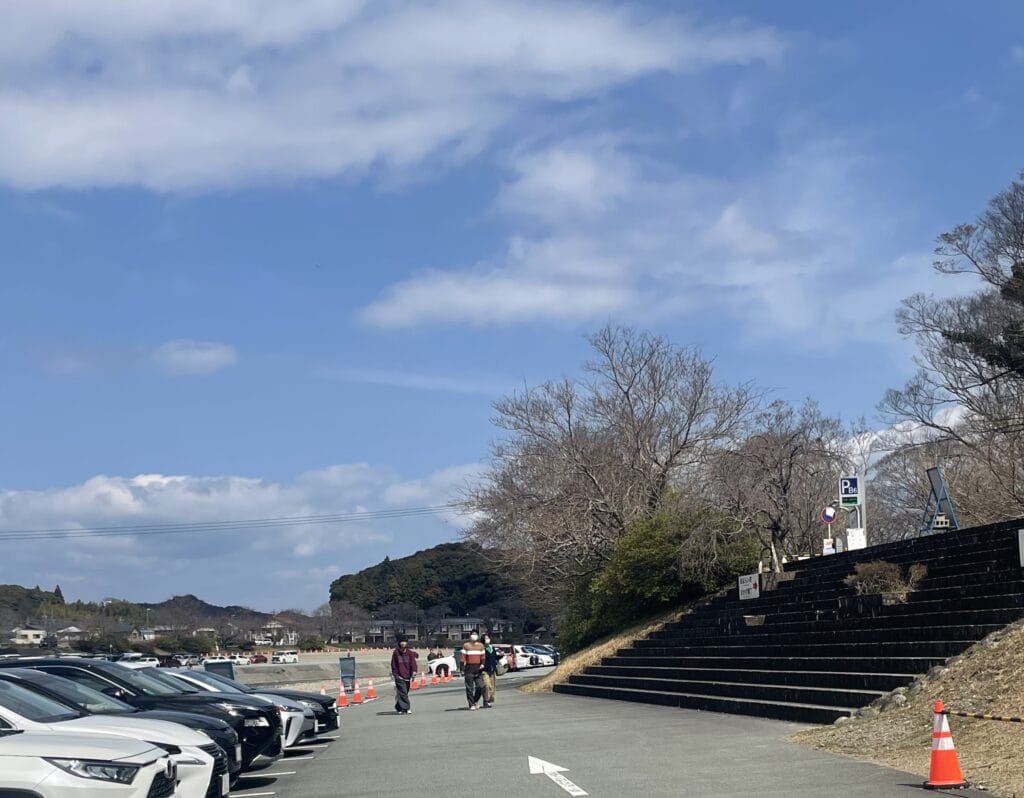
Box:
328 542 516 616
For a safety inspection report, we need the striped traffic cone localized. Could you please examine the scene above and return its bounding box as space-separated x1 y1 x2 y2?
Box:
410 673 419 690
351 680 363 705
336 681 348 708
320 683 326 696
924 701 968 789
419 673 427 689
365 679 377 700
430 672 438 686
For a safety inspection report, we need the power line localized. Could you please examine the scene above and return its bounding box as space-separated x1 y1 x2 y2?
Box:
0 503 470 543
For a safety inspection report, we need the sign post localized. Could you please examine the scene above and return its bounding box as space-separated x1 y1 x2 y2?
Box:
738 573 760 601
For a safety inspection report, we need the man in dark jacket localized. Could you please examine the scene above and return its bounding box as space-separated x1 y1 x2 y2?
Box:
390 637 418 715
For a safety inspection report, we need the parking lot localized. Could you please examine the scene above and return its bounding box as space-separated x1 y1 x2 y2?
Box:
232 668 989 798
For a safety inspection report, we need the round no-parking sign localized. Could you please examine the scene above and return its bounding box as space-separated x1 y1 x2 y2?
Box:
821 506 838 525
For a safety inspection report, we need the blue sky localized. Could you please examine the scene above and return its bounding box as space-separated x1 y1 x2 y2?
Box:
1 1 1021 611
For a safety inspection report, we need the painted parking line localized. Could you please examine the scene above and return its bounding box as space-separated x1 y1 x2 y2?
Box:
282 755 315 760
230 792 275 797
240 771 297 778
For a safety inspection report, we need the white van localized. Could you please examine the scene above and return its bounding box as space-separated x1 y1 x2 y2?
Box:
271 650 299 664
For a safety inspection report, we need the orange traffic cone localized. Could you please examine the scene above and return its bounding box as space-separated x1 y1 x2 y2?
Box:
351 680 363 705
924 701 968 789
366 679 377 700
320 683 326 696
431 672 438 686
410 673 419 690
419 673 427 688
337 681 348 708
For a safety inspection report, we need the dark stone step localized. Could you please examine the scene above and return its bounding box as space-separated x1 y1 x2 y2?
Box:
552 682 854 724
788 542 1018 584
601 654 946 673
568 673 883 708
620 640 974 658
643 623 1002 646
585 665 915 692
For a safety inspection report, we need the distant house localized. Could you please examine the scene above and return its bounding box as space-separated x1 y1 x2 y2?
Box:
56 626 85 646
432 617 509 641
363 620 418 645
10 625 46 646
129 628 158 642
259 620 299 647
338 627 366 645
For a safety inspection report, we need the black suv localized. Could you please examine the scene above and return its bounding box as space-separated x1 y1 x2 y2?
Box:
0 667 240 783
0 658 281 771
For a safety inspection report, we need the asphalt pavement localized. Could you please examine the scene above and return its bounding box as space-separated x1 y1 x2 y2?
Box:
236 669 988 798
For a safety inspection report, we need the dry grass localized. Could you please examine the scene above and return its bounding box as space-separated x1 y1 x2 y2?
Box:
792 619 1024 798
520 604 696 694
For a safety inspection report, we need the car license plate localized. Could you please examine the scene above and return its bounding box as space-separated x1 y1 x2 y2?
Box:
221 773 230 796
235 744 242 763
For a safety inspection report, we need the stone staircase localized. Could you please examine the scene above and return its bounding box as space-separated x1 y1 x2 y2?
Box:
553 520 1024 723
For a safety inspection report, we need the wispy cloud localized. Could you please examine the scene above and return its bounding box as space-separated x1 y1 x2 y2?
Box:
314 365 509 396
44 339 238 377
1011 44 1024 64
0 1 783 191
151 339 238 376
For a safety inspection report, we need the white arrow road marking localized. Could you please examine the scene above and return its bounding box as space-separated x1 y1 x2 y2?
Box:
528 757 588 796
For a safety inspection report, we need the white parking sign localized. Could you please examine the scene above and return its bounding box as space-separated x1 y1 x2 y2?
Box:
839 476 860 507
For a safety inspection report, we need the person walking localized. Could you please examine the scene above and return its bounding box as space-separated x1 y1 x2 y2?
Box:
481 633 499 708
390 636 418 715
460 631 486 710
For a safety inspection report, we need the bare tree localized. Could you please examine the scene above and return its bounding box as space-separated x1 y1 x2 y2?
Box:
466 324 756 601
708 400 849 571
882 171 1024 512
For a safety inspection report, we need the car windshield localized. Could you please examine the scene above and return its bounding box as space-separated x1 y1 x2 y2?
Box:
183 671 249 694
0 680 81 723
137 667 200 694
21 674 132 715
106 665 188 696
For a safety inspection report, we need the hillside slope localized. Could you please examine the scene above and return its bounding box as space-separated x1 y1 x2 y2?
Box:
793 619 1024 797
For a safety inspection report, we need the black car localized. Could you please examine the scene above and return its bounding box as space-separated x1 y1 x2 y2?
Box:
168 669 338 735
0 667 240 782
0 658 282 771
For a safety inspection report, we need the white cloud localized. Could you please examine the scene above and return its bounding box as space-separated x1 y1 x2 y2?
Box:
1012 45 1024 64
150 339 238 376
359 134 951 350
0 462 481 610
0 1 783 190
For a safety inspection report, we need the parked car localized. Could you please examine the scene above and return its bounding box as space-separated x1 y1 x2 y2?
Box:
530 644 561 665
201 656 233 666
426 653 457 677
163 669 315 747
511 645 541 669
186 668 339 735
521 645 557 667
229 654 251 665
0 666 239 785
271 650 299 663
116 653 161 669
0 729 177 798
0 658 282 772
0 677 216 798
175 653 201 666
249 653 268 664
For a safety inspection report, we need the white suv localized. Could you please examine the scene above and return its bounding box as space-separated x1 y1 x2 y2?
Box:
0 678 216 798
270 651 298 664
0 729 176 798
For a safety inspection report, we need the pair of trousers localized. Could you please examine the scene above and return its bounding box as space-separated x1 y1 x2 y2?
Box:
481 672 496 705
464 670 484 707
394 677 411 712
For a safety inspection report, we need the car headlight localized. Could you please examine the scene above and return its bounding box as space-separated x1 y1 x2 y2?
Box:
216 702 242 716
45 758 139 785
244 716 270 727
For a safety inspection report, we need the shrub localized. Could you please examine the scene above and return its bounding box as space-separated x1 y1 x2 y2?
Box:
298 635 325 651
844 560 928 602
